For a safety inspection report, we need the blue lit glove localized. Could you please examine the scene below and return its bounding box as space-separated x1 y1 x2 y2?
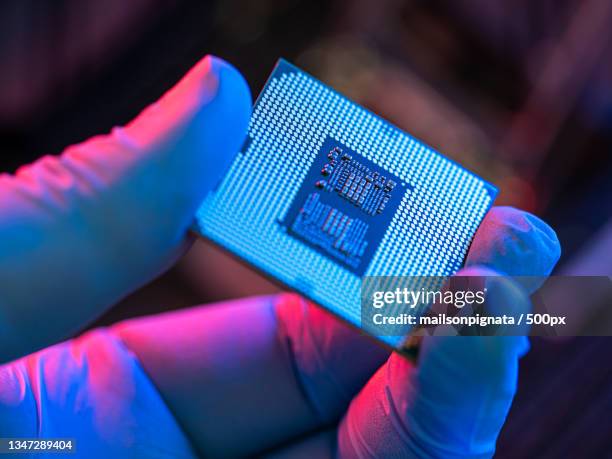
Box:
335 213 560 459
0 55 251 361
0 55 560 458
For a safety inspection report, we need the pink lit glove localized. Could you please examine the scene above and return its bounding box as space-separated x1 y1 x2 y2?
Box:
0 55 560 458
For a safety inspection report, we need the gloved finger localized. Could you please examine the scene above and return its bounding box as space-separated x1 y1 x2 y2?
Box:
110 208 560 457
0 329 197 458
466 206 561 293
335 209 561 458
112 294 389 458
338 267 533 458
0 55 251 362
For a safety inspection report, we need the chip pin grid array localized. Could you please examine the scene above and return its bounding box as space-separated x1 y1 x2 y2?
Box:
195 60 496 348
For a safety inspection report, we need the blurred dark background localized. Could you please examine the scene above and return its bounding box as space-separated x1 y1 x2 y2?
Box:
1 1 610 456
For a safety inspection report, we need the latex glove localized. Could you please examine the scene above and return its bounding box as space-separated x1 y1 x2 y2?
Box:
1 213 560 459
0 54 561 457
0 55 251 362
115 210 558 459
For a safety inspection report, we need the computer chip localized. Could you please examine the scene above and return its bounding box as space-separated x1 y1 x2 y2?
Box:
194 59 497 350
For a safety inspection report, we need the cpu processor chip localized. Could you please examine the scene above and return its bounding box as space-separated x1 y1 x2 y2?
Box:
194 59 497 349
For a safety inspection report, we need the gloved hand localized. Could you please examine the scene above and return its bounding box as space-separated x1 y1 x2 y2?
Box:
0 55 561 458
0 55 251 361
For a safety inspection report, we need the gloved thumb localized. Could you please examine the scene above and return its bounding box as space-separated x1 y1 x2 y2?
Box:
338 268 531 458
0 55 251 362
336 208 561 458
